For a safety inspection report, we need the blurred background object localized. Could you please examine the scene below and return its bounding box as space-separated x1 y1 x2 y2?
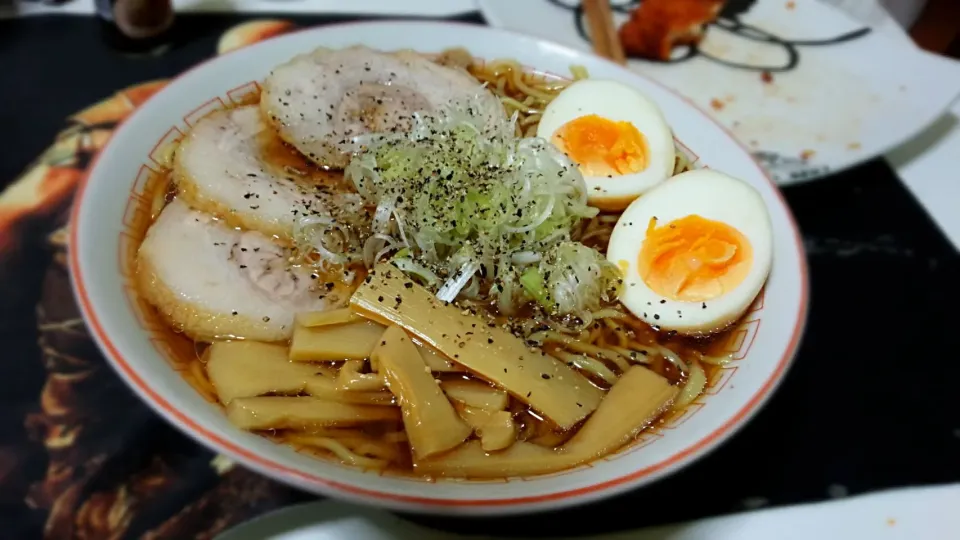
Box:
907 0 960 57
95 0 174 54
880 0 927 28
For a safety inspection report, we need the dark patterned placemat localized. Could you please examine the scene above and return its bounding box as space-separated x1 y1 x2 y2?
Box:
0 11 957 540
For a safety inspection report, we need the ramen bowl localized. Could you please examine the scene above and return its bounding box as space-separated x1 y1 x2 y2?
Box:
70 21 808 515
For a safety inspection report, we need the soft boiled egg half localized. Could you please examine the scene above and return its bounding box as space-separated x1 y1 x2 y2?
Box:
537 79 675 211
607 169 773 335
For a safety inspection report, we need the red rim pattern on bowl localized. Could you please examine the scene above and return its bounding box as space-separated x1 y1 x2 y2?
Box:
69 20 810 512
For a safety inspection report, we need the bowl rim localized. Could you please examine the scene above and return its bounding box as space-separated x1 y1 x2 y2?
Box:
68 20 809 512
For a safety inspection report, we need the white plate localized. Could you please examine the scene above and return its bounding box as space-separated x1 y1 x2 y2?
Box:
70 20 808 515
4 0 478 18
216 484 960 539
478 0 960 185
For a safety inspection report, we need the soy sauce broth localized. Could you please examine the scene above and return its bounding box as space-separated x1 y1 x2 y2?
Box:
128 67 746 479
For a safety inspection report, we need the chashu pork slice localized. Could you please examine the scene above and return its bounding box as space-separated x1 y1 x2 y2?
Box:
261 45 504 169
137 198 345 342
173 105 365 242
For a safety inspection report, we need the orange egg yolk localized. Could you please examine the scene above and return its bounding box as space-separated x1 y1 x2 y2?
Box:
551 114 648 177
637 215 752 302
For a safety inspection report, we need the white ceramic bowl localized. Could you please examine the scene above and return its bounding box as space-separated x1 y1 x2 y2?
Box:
69 21 809 515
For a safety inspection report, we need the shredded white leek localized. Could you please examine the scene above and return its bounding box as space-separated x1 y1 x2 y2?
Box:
342 99 620 316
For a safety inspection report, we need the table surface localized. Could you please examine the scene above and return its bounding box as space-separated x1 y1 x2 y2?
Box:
0 10 958 540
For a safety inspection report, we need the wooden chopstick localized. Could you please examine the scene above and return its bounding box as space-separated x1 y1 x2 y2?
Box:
583 0 627 65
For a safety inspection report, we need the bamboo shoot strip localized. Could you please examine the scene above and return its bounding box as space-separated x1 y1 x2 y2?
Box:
205 340 394 405
226 396 400 431
478 410 517 451
296 308 363 327
417 366 677 478
290 320 385 361
441 379 509 411
337 359 388 391
350 264 603 429
563 366 677 461
373 325 472 459
416 343 465 372
207 341 314 403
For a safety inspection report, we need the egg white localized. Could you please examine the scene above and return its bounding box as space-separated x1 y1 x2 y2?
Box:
607 169 773 335
537 79 675 210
